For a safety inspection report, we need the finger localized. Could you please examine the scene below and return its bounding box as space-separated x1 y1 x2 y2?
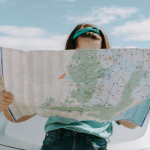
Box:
0 89 14 98
0 98 12 104
0 103 10 110
0 94 13 103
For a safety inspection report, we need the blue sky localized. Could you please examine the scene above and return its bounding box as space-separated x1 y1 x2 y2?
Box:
0 0 150 50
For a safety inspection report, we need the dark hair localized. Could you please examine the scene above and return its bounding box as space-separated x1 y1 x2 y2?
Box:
65 23 110 50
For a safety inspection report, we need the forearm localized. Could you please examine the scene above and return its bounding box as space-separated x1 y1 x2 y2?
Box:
3 109 14 122
3 108 36 123
118 111 150 129
15 113 37 123
118 120 138 129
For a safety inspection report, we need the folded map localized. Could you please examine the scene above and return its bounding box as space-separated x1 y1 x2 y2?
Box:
1 47 150 127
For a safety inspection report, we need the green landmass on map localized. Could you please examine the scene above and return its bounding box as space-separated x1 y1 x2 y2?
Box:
38 49 142 120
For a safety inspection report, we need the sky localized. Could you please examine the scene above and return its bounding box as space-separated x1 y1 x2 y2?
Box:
0 0 150 51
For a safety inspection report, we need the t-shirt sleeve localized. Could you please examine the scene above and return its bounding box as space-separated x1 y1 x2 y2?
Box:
115 120 121 125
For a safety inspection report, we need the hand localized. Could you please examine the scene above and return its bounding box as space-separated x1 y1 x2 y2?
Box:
0 89 14 111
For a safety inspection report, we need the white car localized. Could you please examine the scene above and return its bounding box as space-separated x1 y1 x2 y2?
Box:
0 112 150 150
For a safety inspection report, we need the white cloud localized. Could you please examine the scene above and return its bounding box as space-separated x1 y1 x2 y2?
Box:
110 46 137 49
111 46 123 48
66 5 138 25
111 18 150 41
125 46 137 48
0 26 69 50
0 26 46 37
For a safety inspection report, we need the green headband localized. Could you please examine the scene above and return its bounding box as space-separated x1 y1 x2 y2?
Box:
73 27 102 40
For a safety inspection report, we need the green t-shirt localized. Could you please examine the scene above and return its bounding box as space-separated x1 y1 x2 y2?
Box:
44 115 121 139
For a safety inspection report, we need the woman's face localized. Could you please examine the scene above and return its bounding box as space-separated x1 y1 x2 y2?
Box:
75 37 102 50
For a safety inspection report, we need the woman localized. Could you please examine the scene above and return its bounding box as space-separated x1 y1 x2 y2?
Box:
1 23 138 150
